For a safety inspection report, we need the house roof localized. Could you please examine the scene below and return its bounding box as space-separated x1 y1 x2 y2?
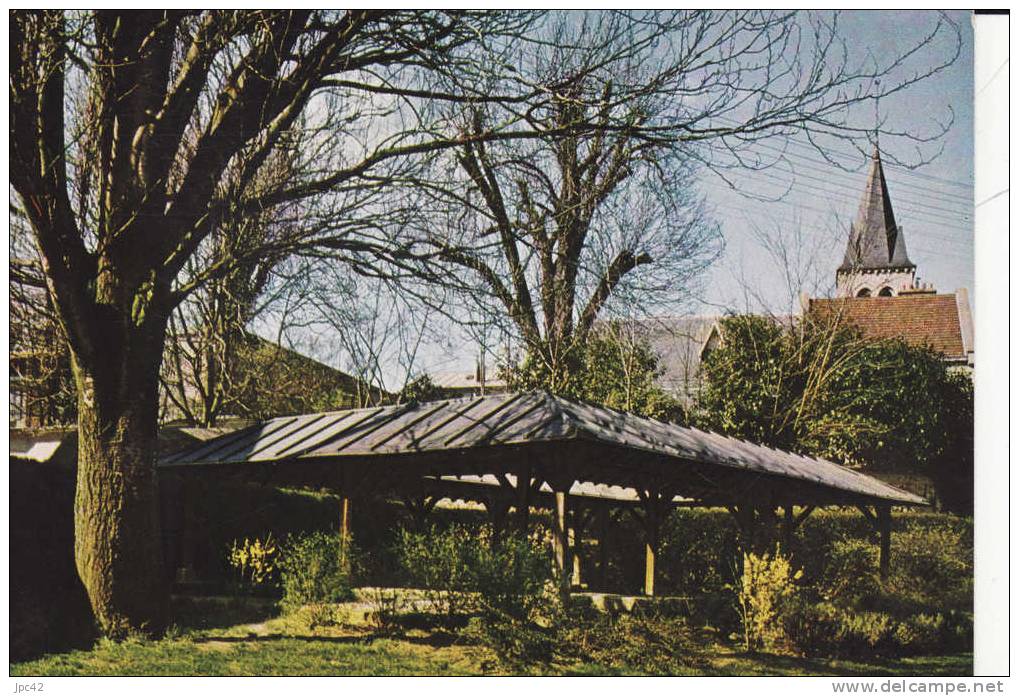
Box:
160 390 924 506
622 316 720 397
429 370 507 390
808 291 972 361
839 147 914 272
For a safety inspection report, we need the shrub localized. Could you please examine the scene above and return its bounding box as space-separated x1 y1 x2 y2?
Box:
364 586 410 636
786 599 974 660
393 523 558 665
783 600 844 658
838 611 898 658
558 610 706 674
392 524 480 619
689 590 741 636
885 521 973 613
734 548 801 652
471 534 556 623
893 613 943 656
940 610 975 653
277 531 355 613
658 509 740 595
461 533 559 667
817 538 880 603
784 601 895 659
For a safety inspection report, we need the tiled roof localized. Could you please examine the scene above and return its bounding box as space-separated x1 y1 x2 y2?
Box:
808 292 970 360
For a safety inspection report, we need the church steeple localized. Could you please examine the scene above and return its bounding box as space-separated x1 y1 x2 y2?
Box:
835 147 918 298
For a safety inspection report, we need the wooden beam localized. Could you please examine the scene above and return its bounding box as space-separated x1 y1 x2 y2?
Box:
856 505 878 525
792 505 815 530
727 504 757 553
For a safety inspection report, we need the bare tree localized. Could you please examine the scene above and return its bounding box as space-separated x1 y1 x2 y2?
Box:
160 132 307 426
405 11 959 388
9 9 540 636
10 217 77 427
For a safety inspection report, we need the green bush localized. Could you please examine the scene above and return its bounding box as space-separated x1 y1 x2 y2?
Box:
817 538 880 603
785 601 972 660
689 590 741 636
658 509 739 595
838 611 899 658
893 613 943 656
393 524 479 620
364 586 411 636
471 534 556 623
393 523 558 665
277 531 355 613
783 600 844 657
784 601 894 659
558 610 706 674
454 532 558 667
885 521 973 613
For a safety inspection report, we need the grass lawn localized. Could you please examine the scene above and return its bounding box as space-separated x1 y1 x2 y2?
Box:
10 596 973 677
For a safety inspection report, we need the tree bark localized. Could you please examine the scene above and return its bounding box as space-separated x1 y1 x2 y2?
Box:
72 323 170 638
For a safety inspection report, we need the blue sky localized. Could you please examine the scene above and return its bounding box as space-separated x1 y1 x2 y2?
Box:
696 10 974 315
272 11 977 388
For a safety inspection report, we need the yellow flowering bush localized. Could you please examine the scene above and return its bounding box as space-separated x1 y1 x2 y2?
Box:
734 547 802 652
228 533 279 586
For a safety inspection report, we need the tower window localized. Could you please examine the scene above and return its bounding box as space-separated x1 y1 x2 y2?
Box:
878 287 894 297
856 288 872 297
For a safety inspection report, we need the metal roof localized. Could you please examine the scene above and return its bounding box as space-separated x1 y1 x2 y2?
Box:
159 391 924 506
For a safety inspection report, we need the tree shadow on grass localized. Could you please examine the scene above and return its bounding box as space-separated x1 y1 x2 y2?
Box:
171 595 280 631
192 632 460 649
693 651 974 677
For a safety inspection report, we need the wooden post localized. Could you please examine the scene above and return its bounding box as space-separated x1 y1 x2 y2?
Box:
515 465 531 538
553 490 571 598
642 492 664 597
484 497 510 547
177 475 196 584
644 536 657 597
596 506 610 590
782 505 794 550
878 505 891 580
339 496 351 571
570 510 583 588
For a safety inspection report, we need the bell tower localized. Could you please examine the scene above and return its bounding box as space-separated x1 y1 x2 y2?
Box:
835 147 918 298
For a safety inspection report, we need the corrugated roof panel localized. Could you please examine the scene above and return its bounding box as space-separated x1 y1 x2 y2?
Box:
314 405 412 455
159 391 924 505
271 410 371 459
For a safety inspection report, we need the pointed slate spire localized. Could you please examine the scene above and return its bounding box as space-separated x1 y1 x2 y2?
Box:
839 147 914 271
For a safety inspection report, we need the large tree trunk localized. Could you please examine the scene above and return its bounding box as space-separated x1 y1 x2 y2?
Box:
72 322 170 638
